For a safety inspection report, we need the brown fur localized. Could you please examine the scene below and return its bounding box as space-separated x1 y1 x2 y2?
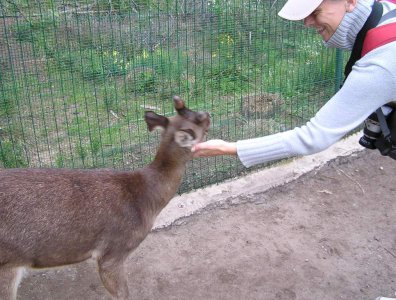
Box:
0 96 210 299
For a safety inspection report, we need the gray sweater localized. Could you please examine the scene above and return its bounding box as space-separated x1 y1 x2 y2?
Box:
237 0 396 167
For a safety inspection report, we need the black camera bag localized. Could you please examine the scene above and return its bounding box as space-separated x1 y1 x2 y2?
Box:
374 104 396 159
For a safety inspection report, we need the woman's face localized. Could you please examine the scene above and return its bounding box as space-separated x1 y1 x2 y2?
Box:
304 0 356 41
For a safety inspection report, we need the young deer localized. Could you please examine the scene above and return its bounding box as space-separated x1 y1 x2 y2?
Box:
0 96 210 300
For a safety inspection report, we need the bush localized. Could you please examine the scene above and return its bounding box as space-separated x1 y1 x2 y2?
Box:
0 139 27 168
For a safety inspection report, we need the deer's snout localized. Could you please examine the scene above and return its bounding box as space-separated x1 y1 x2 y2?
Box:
196 112 210 128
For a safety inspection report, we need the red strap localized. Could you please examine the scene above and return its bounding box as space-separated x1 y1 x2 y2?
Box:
362 22 396 56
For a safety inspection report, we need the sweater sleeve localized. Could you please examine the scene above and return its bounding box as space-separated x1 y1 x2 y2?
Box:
237 44 396 168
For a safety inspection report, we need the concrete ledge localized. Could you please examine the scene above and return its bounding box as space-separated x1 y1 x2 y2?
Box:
153 133 364 229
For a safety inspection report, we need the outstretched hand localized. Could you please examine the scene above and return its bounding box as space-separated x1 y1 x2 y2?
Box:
191 139 237 157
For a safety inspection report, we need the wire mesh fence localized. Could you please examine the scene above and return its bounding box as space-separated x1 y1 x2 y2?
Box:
0 0 343 193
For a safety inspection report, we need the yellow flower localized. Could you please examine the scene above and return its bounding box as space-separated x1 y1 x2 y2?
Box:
227 35 234 45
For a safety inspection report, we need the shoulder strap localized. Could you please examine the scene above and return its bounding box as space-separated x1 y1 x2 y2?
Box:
362 22 396 56
376 108 392 141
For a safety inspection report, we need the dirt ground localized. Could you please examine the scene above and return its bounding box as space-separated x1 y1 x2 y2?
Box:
18 149 396 300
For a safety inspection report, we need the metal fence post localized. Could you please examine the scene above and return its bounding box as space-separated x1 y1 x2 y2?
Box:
335 49 344 92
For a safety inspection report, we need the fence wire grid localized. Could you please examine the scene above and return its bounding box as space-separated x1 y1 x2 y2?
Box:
0 0 344 193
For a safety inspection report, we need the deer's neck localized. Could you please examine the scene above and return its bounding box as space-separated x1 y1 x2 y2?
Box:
143 142 191 212
150 143 189 183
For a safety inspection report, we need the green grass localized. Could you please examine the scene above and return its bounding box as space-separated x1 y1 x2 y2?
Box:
0 2 341 191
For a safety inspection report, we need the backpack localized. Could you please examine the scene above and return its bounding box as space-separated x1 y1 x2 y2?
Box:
362 2 396 56
345 0 396 159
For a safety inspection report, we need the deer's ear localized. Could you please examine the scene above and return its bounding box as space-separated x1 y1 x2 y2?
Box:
144 111 169 132
174 129 196 148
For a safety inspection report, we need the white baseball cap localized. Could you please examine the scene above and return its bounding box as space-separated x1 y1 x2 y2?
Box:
278 0 323 20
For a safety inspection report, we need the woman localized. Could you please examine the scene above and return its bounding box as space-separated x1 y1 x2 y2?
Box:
192 0 396 167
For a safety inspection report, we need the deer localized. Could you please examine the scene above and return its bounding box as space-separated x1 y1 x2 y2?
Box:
0 96 210 300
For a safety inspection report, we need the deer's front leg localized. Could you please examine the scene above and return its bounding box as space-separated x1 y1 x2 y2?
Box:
0 267 25 300
97 255 129 300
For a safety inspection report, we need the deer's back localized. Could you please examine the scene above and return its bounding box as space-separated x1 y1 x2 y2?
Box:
0 168 151 268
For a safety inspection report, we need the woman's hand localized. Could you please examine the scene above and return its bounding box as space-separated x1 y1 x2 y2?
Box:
191 139 237 157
